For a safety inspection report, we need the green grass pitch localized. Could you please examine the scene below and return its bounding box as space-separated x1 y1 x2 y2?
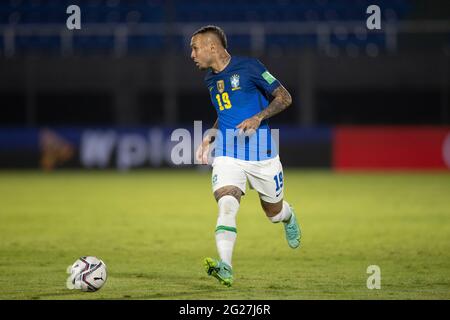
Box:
0 169 449 300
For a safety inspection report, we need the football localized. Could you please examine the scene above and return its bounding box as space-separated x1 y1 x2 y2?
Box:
66 256 107 292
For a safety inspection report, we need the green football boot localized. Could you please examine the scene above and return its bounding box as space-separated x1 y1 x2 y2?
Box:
204 257 233 287
284 206 302 249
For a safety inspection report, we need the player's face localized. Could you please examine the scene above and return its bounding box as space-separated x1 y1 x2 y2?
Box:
190 35 212 70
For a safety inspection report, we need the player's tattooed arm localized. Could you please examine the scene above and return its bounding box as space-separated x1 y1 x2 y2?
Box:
258 85 292 121
195 118 218 164
212 118 219 129
207 118 219 143
236 85 292 134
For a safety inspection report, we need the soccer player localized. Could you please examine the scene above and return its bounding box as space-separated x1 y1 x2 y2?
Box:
190 25 301 287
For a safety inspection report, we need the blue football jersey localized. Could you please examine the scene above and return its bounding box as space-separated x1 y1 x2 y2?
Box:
204 56 281 161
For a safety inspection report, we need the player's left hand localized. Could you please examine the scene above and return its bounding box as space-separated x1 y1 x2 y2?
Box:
195 137 211 165
236 116 262 136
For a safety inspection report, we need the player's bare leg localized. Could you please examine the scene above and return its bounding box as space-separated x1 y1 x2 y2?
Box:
214 185 242 203
204 185 242 287
261 198 302 249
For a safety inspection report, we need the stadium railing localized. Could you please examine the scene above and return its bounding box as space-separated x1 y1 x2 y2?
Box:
1 20 450 57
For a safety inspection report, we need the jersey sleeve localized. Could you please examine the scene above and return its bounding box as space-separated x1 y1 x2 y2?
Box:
247 59 281 94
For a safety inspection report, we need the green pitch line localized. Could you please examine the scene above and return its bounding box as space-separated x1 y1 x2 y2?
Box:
0 169 449 300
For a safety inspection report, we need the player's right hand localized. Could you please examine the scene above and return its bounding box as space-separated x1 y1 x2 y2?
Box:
195 138 210 165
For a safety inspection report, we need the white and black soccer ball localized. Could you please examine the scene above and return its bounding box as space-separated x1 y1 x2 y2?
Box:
66 256 107 292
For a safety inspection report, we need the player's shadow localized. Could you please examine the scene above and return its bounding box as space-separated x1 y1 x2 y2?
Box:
28 291 90 299
118 289 220 300
114 271 226 299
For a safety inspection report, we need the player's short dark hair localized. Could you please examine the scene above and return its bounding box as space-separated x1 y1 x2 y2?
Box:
192 25 227 49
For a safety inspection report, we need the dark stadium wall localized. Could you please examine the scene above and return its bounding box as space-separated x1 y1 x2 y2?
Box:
1 52 448 127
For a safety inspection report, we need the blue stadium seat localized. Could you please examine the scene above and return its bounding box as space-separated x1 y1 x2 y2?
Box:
0 0 412 54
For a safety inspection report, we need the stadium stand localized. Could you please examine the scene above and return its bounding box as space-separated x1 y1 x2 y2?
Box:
0 0 411 54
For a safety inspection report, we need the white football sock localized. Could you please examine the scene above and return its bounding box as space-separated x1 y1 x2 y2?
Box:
268 201 292 223
215 195 239 267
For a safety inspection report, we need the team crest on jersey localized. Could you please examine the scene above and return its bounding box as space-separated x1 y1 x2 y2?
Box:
217 80 225 93
230 74 240 91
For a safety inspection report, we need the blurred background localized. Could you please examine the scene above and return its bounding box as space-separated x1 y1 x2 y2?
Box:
0 0 449 170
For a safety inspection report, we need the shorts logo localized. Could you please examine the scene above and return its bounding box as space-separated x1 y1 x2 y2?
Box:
217 80 225 93
212 174 218 185
230 74 240 91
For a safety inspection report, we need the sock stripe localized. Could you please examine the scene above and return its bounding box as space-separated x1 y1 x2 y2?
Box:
215 225 237 233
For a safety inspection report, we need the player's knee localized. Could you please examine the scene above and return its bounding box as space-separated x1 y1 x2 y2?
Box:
218 195 240 217
214 186 242 203
261 200 283 222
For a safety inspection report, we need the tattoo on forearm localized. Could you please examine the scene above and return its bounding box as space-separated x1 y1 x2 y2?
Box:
207 119 219 144
255 86 292 121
